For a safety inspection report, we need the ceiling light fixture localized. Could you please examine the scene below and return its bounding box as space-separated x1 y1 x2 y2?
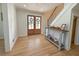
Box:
24 4 26 7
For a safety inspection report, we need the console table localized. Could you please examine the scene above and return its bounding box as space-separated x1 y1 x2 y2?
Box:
45 26 69 50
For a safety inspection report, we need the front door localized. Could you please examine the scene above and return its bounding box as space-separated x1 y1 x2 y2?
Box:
27 15 41 35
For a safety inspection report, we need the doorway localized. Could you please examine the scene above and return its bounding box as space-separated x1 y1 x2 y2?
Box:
27 15 41 35
71 16 77 48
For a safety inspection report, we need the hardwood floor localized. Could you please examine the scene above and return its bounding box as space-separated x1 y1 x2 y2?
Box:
0 34 79 56
0 39 4 55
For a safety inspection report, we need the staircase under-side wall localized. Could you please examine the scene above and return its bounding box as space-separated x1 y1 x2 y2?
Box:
50 4 77 26
47 4 64 26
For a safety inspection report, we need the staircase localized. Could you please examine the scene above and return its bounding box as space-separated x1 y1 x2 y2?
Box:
45 3 77 50
50 4 77 26
47 4 64 26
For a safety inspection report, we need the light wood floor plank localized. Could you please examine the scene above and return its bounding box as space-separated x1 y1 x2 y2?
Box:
0 34 79 56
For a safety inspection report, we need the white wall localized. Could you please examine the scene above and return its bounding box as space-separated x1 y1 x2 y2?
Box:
42 15 47 34
2 3 10 52
75 18 79 45
2 3 17 52
50 3 76 50
7 4 17 51
0 4 4 39
16 9 46 36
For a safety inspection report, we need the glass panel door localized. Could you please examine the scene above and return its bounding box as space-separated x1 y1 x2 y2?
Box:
28 16 34 29
27 15 41 35
35 17 41 29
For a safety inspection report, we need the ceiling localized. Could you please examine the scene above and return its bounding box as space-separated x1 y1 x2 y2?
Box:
15 3 61 13
72 4 79 11
72 4 79 17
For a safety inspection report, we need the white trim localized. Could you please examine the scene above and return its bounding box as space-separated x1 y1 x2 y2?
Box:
65 4 77 51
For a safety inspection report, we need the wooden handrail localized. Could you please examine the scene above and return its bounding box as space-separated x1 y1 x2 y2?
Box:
47 4 64 26
47 6 58 26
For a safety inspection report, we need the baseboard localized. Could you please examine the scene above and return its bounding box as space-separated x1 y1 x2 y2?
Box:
18 34 44 38
75 43 79 45
10 36 18 51
18 34 27 38
19 35 27 37
0 37 4 39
